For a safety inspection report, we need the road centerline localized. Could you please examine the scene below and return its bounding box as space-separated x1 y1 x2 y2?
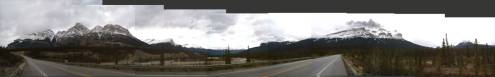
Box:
211 58 316 76
35 60 92 77
316 56 339 77
267 59 315 76
23 56 48 77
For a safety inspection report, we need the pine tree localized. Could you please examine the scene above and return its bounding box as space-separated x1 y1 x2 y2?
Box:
204 51 209 65
225 45 232 64
246 45 252 63
160 53 164 66
475 38 478 45
442 38 447 48
445 34 449 48
474 38 479 76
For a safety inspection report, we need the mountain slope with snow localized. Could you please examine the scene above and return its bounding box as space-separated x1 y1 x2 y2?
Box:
8 23 148 48
53 23 147 47
245 20 428 58
100 24 132 36
8 29 55 49
54 23 89 38
323 20 402 39
90 25 103 33
454 41 495 48
19 29 55 40
143 38 175 44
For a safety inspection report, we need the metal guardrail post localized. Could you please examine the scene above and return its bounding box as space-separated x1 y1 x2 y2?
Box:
342 57 359 76
8 61 26 77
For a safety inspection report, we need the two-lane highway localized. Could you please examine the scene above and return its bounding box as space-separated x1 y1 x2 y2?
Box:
210 55 347 77
20 54 347 77
21 55 135 77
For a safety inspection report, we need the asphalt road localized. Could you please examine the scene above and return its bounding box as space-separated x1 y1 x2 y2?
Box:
21 55 135 77
21 54 347 77
210 54 347 77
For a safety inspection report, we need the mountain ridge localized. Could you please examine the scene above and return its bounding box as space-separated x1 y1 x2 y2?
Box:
8 23 148 48
322 20 402 39
244 20 428 59
454 41 495 48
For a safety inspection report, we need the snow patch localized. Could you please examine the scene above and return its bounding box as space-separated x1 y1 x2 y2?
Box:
19 29 54 40
144 38 174 44
321 20 403 39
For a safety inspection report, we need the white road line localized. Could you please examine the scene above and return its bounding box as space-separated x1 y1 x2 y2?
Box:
316 56 338 77
211 58 315 76
25 57 48 77
35 58 200 77
41 61 91 77
137 74 208 77
21 54 341 77
267 59 315 76
70 63 136 76
140 58 318 77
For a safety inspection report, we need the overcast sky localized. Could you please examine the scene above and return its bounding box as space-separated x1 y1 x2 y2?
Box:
1 0 494 49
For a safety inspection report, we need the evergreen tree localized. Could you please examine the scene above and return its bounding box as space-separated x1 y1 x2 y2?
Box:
442 39 446 48
225 45 232 64
160 53 164 66
445 33 449 48
246 45 252 63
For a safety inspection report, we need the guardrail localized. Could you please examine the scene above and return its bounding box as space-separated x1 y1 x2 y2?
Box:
7 60 26 77
66 57 317 72
342 57 360 76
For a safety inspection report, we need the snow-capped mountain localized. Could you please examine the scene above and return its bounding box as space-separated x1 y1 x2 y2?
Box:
323 20 402 39
143 38 175 44
90 25 103 33
100 24 132 36
244 20 428 57
45 23 147 47
19 29 55 40
86 24 132 39
53 23 134 39
55 23 89 37
8 29 55 49
54 23 132 39
53 23 147 47
454 41 495 48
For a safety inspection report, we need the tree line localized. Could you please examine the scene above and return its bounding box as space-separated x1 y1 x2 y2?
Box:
342 34 495 76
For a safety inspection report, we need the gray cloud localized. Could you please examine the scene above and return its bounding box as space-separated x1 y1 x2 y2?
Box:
0 0 244 46
346 19 381 28
248 15 286 42
132 6 238 34
0 0 73 46
0 0 276 48
0 0 125 46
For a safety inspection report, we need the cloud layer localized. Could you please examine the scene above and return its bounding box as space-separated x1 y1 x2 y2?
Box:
0 0 285 49
1 0 494 49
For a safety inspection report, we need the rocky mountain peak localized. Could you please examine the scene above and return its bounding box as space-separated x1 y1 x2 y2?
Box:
20 29 55 40
144 38 175 44
90 25 103 32
458 41 474 45
10 23 148 48
54 23 89 39
101 24 131 36
323 20 402 39
346 19 381 28
68 23 89 32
